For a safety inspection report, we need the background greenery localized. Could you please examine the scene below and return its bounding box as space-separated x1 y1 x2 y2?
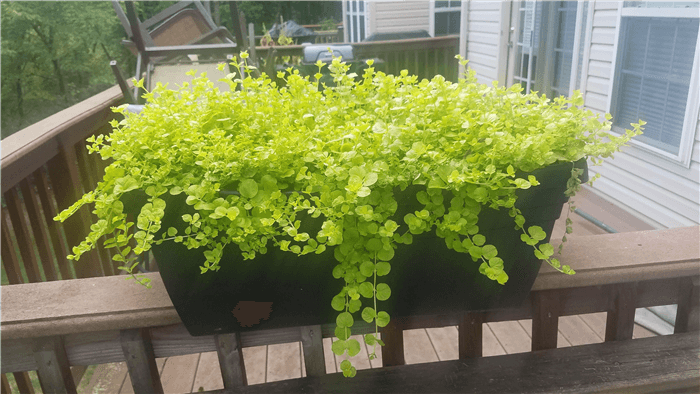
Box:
1 1 342 139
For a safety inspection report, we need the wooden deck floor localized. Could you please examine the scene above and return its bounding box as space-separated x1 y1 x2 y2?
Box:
78 186 659 393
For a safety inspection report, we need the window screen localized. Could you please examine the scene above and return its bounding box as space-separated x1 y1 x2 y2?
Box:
613 17 699 155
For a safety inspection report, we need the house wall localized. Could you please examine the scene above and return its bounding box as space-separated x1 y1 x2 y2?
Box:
367 1 430 35
581 2 700 229
463 1 504 85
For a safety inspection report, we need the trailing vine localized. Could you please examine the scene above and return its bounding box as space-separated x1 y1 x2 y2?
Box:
55 53 642 376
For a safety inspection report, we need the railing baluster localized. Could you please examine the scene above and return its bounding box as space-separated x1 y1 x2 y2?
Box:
46 150 103 278
605 283 637 341
459 312 485 358
34 167 74 280
2 208 24 284
1 374 11 394
300 325 325 377
33 336 76 394
5 188 42 282
675 277 700 333
214 332 247 388
532 290 560 351
19 178 58 282
120 328 164 394
381 319 405 367
11 372 35 394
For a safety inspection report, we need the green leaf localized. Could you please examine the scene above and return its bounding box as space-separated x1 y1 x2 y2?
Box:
358 282 374 298
482 244 497 259
376 311 390 327
340 360 352 371
376 283 391 301
376 246 394 261
376 261 391 276
364 334 377 346
366 238 383 252
336 312 354 328
347 339 361 357
472 234 486 246
331 339 346 355
167 227 177 236
360 261 375 277
239 179 259 198
538 243 554 258
528 226 547 242
335 326 349 341
331 295 346 311
349 299 362 313
362 307 376 323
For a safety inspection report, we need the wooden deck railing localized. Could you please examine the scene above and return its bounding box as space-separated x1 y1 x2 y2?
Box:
2 227 698 393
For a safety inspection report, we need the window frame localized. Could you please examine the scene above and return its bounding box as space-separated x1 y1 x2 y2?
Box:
608 5 700 167
429 1 462 37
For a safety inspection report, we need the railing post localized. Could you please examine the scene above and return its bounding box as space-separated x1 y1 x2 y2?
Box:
459 312 485 358
605 282 637 341
532 290 561 351
214 332 248 389
120 328 164 394
300 325 326 377
33 336 77 394
675 277 700 333
381 319 405 367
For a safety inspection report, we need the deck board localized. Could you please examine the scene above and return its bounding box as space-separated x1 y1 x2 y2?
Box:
425 326 458 360
403 329 440 364
265 342 301 383
191 351 223 392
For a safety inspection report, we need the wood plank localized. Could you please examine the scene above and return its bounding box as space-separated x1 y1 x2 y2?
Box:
402 329 438 365
223 332 700 394
578 312 607 340
159 354 200 393
192 351 224 392
299 325 325 378
5 187 42 282
2 209 24 284
558 315 604 346
482 324 507 357
426 326 458 361
381 320 405 367
517 320 571 348
33 336 77 394
531 290 560 351
266 342 301 382
633 324 656 339
12 372 35 394
322 338 338 373
34 167 73 280
241 346 267 385
486 321 530 354
120 328 164 394
675 277 700 333
605 283 637 341
19 177 58 281
214 332 247 389
1 374 10 394
458 312 484 359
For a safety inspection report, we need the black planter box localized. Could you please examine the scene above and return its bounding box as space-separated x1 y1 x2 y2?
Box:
140 159 587 336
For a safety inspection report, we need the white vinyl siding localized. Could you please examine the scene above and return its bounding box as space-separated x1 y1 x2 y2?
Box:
581 1 700 229
369 2 430 35
464 1 502 84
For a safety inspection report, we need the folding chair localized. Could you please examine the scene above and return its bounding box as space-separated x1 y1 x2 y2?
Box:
112 1 238 103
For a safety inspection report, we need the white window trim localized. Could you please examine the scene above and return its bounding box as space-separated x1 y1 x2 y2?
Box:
429 1 462 37
343 0 368 43
607 4 700 168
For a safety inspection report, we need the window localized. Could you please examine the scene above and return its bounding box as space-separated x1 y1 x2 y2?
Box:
611 4 699 158
345 1 367 43
433 1 461 36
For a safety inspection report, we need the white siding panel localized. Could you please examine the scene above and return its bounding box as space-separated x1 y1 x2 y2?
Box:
592 177 697 228
467 52 498 70
469 10 501 23
605 150 700 203
468 32 499 46
375 9 428 21
468 21 500 35
468 42 499 57
595 162 699 221
468 2 500 11
467 62 498 81
586 76 610 95
375 18 430 30
587 60 612 79
594 2 621 11
592 10 618 27
584 91 608 113
375 2 429 12
590 28 616 45
588 44 614 62
372 2 430 33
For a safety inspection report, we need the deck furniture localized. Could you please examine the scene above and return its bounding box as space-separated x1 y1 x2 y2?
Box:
2 226 698 393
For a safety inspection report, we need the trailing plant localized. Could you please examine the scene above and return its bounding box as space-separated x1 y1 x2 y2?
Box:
55 53 642 377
